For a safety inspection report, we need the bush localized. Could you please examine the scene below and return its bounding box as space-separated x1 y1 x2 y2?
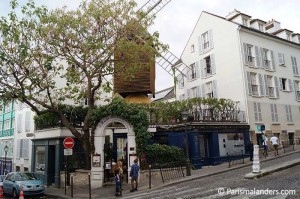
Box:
144 144 185 165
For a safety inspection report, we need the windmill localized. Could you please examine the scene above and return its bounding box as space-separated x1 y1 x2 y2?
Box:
113 0 191 103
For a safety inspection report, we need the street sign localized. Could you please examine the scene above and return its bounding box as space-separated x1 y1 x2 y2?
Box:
64 148 73 156
63 137 74 149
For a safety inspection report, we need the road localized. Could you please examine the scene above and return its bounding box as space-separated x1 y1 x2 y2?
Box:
122 153 300 199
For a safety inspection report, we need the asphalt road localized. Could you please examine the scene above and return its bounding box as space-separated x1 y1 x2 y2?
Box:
121 153 300 199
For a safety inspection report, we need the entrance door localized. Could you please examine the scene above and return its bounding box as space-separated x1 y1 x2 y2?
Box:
48 146 56 186
218 134 227 156
288 133 294 145
113 133 128 181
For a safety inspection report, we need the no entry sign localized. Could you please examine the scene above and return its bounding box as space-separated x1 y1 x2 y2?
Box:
63 137 74 149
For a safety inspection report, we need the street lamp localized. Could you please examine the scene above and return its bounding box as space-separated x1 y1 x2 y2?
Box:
182 111 192 176
4 145 9 175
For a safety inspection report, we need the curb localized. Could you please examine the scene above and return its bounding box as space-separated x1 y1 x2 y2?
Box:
244 159 300 179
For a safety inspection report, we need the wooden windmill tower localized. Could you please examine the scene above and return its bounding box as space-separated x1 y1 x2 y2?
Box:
113 0 191 103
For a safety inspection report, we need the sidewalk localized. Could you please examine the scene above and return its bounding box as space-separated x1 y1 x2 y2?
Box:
45 145 300 199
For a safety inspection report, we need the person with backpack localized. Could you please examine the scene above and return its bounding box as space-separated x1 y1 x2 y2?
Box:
130 158 140 192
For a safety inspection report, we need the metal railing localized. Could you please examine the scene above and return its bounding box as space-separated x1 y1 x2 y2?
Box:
251 85 259 96
226 150 244 168
268 87 275 97
149 161 185 183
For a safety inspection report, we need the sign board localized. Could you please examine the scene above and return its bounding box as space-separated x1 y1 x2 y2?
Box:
63 137 74 149
92 155 101 167
256 125 261 131
64 148 73 156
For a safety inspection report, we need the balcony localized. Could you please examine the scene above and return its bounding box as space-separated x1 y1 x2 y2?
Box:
268 87 275 97
251 85 259 96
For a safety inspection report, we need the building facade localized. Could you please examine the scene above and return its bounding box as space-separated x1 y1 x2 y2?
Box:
175 10 300 146
0 100 15 174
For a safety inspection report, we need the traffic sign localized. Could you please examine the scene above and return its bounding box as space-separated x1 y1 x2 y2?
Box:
64 148 73 156
63 137 74 149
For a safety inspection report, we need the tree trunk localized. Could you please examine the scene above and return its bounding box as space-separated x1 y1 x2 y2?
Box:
81 134 91 170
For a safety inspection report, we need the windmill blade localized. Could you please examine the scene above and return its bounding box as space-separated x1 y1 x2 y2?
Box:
138 0 172 18
156 50 189 80
136 0 191 81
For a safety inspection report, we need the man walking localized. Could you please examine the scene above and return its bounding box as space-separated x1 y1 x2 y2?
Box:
262 134 268 158
130 158 139 192
270 134 279 156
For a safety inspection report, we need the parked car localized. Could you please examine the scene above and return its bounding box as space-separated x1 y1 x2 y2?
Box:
0 175 5 186
2 172 45 198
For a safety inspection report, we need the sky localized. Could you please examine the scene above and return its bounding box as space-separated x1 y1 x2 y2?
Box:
1 0 300 91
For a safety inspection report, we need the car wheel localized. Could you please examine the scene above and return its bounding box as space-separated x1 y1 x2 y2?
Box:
12 188 18 199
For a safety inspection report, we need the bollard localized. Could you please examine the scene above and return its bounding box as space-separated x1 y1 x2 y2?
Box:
89 173 91 199
252 145 261 173
71 175 73 198
149 165 152 189
64 164 67 195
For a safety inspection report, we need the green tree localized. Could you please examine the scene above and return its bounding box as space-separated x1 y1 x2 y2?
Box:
0 0 166 169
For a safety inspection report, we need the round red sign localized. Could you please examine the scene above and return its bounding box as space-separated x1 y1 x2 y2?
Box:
63 137 74 149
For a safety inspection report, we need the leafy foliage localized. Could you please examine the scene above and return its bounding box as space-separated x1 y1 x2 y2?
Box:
144 144 185 165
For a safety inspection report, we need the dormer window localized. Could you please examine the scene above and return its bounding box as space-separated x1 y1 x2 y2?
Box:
242 18 248 26
258 23 264 31
287 33 291 41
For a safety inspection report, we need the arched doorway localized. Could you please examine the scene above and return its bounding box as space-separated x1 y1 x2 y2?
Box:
91 116 135 188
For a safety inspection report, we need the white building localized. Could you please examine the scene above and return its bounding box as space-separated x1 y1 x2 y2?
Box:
175 9 300 144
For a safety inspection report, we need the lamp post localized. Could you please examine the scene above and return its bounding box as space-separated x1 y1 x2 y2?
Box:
4 145 9 175
182 111 191 176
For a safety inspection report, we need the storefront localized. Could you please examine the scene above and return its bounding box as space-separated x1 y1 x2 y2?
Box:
153 123 250 168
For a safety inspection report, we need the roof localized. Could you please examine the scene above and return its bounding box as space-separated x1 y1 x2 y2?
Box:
152 87 174 102
271 29 293 35
250 19 267 24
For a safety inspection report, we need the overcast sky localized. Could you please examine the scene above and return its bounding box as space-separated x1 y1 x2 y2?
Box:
1 0 299 91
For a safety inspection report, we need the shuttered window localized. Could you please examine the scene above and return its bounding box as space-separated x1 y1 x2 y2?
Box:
25 111 31 132
278 53 285 66
254 102 262 122
291 56 299 76
285 105 293 123
270 104 278 123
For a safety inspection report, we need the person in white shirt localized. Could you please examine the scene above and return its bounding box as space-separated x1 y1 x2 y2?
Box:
270 134 279 156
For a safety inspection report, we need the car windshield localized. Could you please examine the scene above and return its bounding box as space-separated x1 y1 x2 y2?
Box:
17 173 37 181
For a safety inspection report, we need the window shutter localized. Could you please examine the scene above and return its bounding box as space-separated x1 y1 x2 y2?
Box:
16 139 21 159
208 29 214 49
198 36 203 54
257 102 262 122
294 80 298 100
270 104 275 122
288 79 293 92
270 50 275 71
258 74 264 96
246 72 252 95
201 59 206 79
196 61 200 78
201 84 206 98
289 105 293 122
274 104 278 122
278 53 285 65
187 89 191 99
17 113 22 133
22 139 30 159
212 80 217 98
294 57 299 75
285 105 290 122
243 43 249 65
254 102 258 122
279 77 283 91
25 111 31 132
255 46 261 67
260 47 265 69
197 85 202 98
211 54 216 75
274 76 280 98
264 75 269 97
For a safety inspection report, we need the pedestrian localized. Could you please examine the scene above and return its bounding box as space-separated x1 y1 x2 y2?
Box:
130 158 140 192
270 134 279 156
262 134 268 158
248 140 254 161
114 164 121 197
117 160 123 193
